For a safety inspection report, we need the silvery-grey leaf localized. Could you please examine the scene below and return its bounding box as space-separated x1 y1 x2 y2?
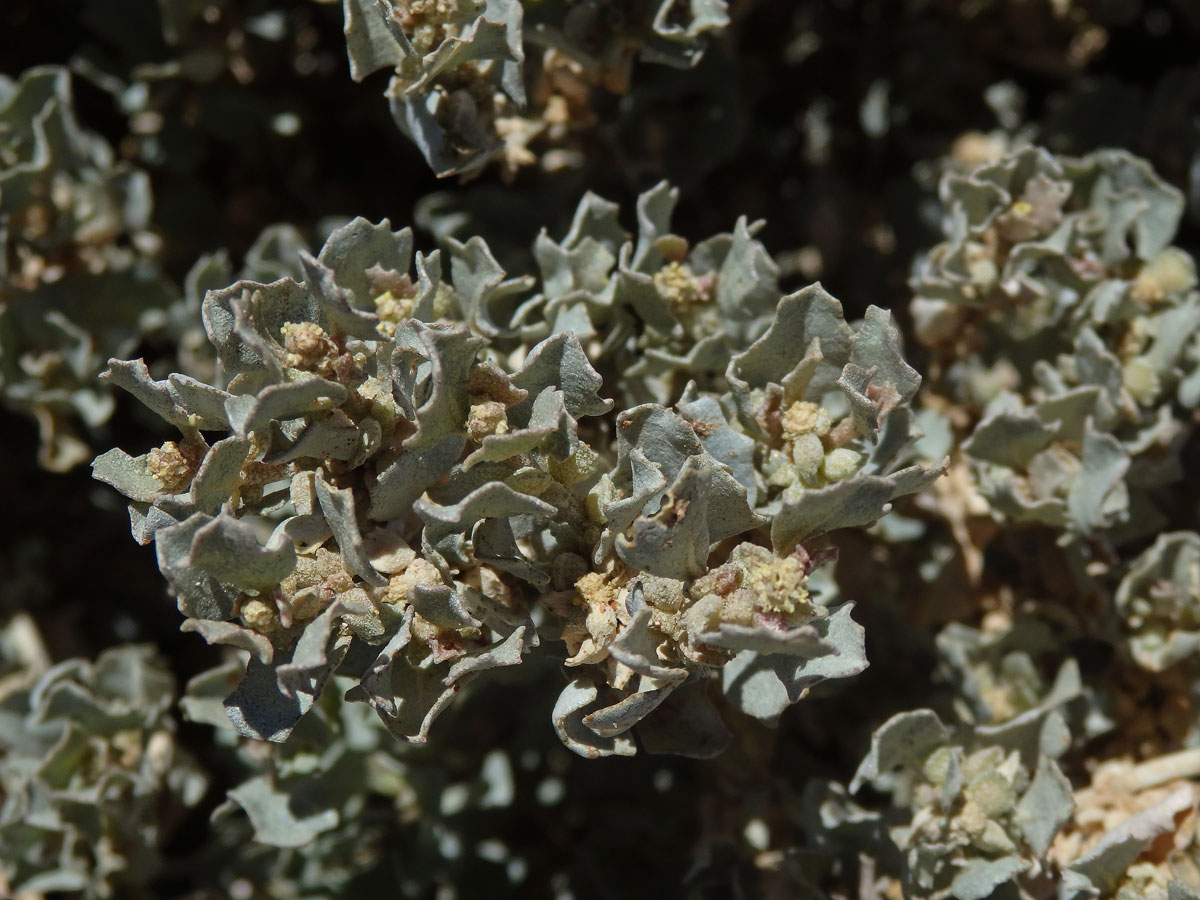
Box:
722 603 868 721
1015 755 1074 858
317 216 413 309
964 409 1058 468
603 448 668 534
850 709 949 792
298 250 381 340
630 180 679 272
180 619 273 664
728 284 852 409
342 0 416 81
464 387 567 469
186 509 296 591
699 619 831 658
408 584 479 630
887 461 948 497
714 216 780 327
224 652 314 743
1116 532 1200 670
771 476 897 552
190 435 251 514
1063 786 1195 898
616 454 713 580
155 514 240 619
202 278 317 381
677 393 758 504
407 17 514 94
263 409 362 464
444 625 529 682
1034 386 1107 443
91 448 168 502
850 306 922 407
612 404 761 548
226 776 339 848
583 685 678 738
447 236 509 335
609 608 688 684
180 660 243 729
416 480 556 539
403 323 483 451
275 598 366 705
1066 422 1129 534
368 433 467 522
103 358 224 430
552 678 637 759
949 857 1029 900
315 471 387 587
837 362 882 439
225 377 349 437
510 332 613 420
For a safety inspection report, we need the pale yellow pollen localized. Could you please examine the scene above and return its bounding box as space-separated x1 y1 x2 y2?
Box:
374 290 414 337
653 262 708 308
146 441 192 492
467 400 509 441
781 401 831 441
280 321 335 371
240 597 278 633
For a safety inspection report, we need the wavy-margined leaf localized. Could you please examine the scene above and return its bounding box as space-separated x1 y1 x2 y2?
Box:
223 649 316 743
180 618 273 664
511 332 613 420
850 709 949 793
416 480 556 544
408 583 480 630
190 435 251 513
91 448 172 502
103 358 231 430
771 475 903 552
582 684 679 738
315 471 387 587
609 404 762 554
720 603 867 722
609 608 688 685
154 513 241 619
1066 421 1129 533
202 278 320 381
850 307 922 408
186 509 297 592
464 387 569 469
1061 786 1195 899
225 377 348 437
226 776 340 848
347 614 529 742
964 407 1059 468
1116 532 1200 671
635 682 731 758
677 392 758 504
401 323 483 452
368 434 467 521
298 251 382 340
616 454 714 580
950 857 1030 900
728 284 852 419
317 216 413 309
1015 755 1074 858
553 677 637 759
